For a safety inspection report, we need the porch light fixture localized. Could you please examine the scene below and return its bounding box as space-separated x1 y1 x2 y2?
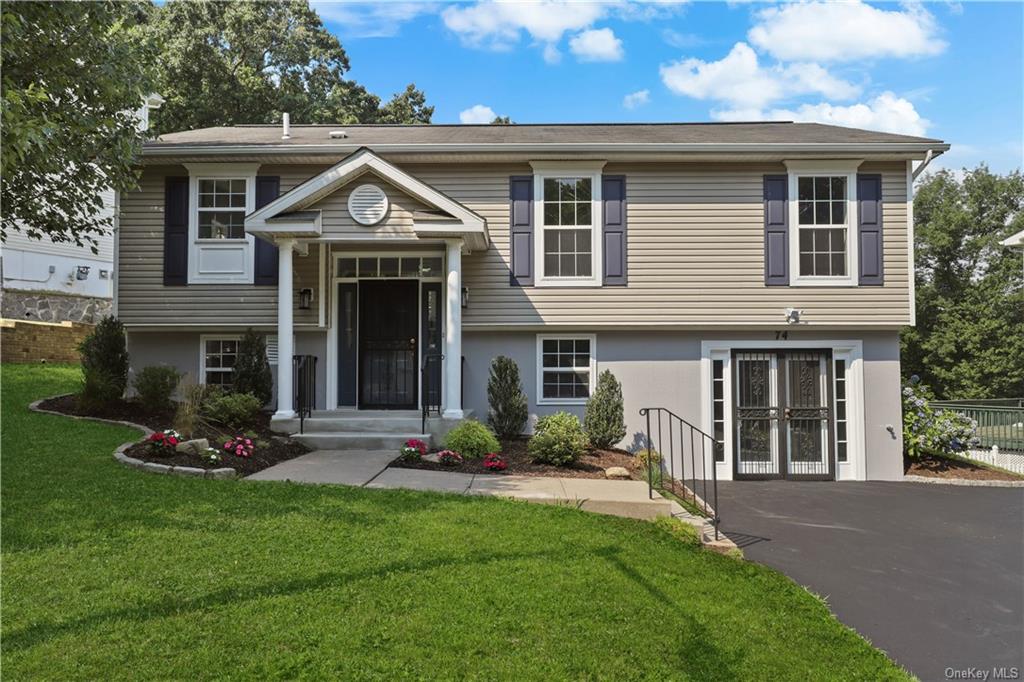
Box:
461 286 469 309
298 288 314 310
75 266 90 280
784 308 802 324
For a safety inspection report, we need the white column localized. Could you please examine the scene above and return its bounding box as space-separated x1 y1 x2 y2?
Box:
443 239 463 419
274 238 296 419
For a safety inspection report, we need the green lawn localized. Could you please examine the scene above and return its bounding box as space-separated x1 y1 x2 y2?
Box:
1 364 909 680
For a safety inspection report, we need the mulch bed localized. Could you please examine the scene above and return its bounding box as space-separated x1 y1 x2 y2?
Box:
905 453 1024 481
38 394 309 477
390 437 642 479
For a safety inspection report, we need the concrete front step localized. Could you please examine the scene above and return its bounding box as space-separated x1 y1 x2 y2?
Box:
294 432 429 451
297 416 425 433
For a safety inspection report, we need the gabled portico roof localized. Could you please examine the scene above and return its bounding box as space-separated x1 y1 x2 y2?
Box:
245 147 489 250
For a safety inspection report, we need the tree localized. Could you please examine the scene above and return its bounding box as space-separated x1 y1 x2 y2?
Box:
1 1 155 250
144 1 432 135
901 166 1024 399
491 116 513 125
232 329 273 405
486 356 528 438
584 370 626 449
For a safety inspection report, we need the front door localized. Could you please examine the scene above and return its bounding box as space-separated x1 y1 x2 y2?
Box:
733 350 835 480
359 280 418 409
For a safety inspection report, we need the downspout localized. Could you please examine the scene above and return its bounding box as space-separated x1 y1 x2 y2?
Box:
912 149 935 181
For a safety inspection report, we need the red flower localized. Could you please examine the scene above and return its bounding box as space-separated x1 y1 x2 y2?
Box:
167 436 178 446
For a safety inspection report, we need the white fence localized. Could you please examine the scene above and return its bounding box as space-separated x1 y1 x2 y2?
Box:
964 446 1024 475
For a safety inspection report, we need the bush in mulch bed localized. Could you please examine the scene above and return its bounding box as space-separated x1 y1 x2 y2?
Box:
392 438 641 480
37 394 309 477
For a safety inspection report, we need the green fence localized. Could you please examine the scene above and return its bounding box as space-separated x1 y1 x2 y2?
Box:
931 400 1024 452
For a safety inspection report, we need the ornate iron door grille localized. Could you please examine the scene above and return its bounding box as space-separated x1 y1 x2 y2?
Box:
733 350 835 480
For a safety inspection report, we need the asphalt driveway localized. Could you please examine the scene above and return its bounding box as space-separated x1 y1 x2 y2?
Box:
718 481 1023 682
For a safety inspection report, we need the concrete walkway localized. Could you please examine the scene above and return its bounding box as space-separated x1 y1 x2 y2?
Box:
248 449 680 521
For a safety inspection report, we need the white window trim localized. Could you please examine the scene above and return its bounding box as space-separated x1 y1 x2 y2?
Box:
184 163 261 284
536 333 597 406
784 160 862 287
532 170 603 288
700 339 865 482
199 334 241 386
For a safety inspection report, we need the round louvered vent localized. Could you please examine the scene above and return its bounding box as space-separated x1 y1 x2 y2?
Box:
347 184 388 225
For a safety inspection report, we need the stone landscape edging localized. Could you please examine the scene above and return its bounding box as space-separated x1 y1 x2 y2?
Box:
29 394 237 480
903 474 1024 488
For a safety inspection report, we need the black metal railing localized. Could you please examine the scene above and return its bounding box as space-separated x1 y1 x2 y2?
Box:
421 353 444 433
293 354 317 434
640 407 721 540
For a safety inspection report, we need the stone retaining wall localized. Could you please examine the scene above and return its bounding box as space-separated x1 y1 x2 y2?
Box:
0 318 91 364
1 290 111 324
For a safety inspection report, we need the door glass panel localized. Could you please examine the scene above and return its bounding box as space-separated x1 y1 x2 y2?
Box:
734 353 778 476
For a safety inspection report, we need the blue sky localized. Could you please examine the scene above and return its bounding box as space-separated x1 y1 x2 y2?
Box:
311 1 1023 173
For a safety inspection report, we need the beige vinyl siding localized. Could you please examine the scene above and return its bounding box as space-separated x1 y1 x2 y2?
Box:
117 159 911 328
410 160 910 327
117 165 320 327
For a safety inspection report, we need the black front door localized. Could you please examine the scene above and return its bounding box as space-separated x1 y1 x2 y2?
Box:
359 280 418 409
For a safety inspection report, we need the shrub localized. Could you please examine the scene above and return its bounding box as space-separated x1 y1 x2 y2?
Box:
442 420 500 459
203 391 263 429
401 438 428 461
133 366 181 412
632 448 662 470
437 449 463 466
902 377 980 458
232 329 273 405
174 375 207 438
528 411 587 466
77 316 129 409
487 356 528 439
584 370 626 449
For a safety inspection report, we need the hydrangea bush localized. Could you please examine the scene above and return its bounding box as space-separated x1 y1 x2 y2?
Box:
902 376 980 458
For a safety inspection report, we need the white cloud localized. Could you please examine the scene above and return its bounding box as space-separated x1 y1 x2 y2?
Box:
569 28 624 62
459 104 499 124
713 92 931 137
441 1 607 49
542 43 562 64
748 1 946 63
311 2 437 38
623 89 650 109
660 42 859 110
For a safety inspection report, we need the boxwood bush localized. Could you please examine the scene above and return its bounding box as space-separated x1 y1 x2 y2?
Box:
203 392 263 429
133 366 182 412
584 369 626 449
528 412 587 466
442 420 500 459
77 316 129 409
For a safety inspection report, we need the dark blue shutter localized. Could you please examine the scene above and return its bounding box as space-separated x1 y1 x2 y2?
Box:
254 176 280 286
764 175 789 286
509 176 533 286
163 176 189 286
857 174 883 286
602 175 627 286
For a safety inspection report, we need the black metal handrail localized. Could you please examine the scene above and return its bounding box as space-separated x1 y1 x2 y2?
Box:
421 353 444 433
640 407 721 540
293 354 317 434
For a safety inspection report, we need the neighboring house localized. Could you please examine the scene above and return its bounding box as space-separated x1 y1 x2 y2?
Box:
1 95 163 324
119 122 949 482
1003 228 1024 276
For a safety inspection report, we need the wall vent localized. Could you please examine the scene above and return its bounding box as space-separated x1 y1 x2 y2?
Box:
347 184 389 226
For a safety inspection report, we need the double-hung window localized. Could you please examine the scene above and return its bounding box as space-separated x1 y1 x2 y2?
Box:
201 336 240 388
786 162 859 286
533 166 602 286
198 179 247 239
537 334 596 404
184 163 259 284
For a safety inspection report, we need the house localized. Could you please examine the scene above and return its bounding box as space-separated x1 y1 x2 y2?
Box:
117 121 949 482
1 94 164 325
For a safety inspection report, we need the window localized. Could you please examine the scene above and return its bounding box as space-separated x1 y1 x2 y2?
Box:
712 359 726 462
537 335 595 403
534 169 602 286
834 358 848 463
786 163 859 286
202 337 239 388
797 176 848 277
336 256 444 280
198 179 247 239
